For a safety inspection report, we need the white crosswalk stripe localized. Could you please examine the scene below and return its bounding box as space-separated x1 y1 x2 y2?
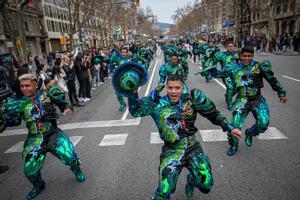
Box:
4 141 24 153
2 128 288 153
199 127 287 142
258 127 288 140
4 136 83 154
99 134 128 146
150 132 163 144
69 136 83 146
199 129 228 142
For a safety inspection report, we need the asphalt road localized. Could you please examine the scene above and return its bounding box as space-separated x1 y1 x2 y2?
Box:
0 49 299 200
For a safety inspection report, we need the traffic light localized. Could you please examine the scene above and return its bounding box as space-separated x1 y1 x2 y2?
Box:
134 0 140 6
60 36 67 45
16 40 21 49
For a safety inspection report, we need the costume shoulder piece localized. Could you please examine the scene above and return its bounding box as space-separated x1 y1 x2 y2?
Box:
47 86 67 105
260 60 272 73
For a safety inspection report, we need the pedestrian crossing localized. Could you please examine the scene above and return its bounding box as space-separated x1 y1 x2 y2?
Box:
2 127 288 154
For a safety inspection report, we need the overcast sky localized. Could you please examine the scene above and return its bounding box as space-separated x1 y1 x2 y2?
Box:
141 0 195 24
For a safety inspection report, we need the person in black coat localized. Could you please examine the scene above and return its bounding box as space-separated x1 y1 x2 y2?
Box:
61 53 84 107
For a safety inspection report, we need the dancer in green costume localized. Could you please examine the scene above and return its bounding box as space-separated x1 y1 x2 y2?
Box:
127 74 242 199
0 74 85 199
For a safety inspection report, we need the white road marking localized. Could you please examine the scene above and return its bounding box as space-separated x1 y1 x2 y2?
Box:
4 136 83 153
198 65 227 90
4 141 24 153
199 127 288 142
213 78 226 90
69 136 83 146
199 129 228 142
0 119 141 137
282 75 300 83
99 134 128 146
2 127 288 153
145 58 159 96
150 132 164 144
258 127 288 140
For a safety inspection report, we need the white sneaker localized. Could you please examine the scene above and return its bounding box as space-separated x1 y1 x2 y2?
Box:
92 87 96 90
84 98 91 102
78 97 84 102
108 77 111 79
100 82 104 85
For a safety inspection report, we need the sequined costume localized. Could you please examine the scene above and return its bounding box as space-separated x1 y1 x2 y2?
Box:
128 89 235 199
204 49 239 109
138 48 154 70
162 43 177 63
228 60 286 154
0 86 85 199
176 47 189 76
157 62 189 94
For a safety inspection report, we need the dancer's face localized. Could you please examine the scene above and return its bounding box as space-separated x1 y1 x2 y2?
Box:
167 80 184 103
21 79 37 97
121 49 128 58
240 52 253 66
170 56 178 65
226 43 235 52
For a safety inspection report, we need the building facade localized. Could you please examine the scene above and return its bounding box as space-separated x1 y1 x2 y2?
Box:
249 0 300 36
0 0 43 60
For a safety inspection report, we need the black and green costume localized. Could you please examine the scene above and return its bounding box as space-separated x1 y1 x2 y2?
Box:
0 86 85 199
128 89 235 199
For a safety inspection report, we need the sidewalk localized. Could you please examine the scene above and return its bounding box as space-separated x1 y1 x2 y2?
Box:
270 50 300 56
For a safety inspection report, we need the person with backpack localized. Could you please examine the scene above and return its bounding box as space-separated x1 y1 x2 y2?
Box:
36 64 49 90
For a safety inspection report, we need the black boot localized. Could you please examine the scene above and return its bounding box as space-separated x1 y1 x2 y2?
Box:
27 177 45 200
0 165 9 174
245 129 253 147
70 160 86 182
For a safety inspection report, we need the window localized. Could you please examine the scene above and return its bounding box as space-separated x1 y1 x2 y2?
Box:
283 3 287 13
44 6 48 16
25 19 29 32
290 1 295 12
25 16 37 33
56 22 59 32
46 20 50 31
51 21 55 32
49 6 53 18
60 22 63 32
276 5 281 15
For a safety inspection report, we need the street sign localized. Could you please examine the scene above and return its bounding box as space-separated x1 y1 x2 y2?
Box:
115 26 122 35
6 41 13 48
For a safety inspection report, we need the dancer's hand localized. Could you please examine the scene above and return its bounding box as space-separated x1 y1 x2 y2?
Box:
133 88 139 93
155 84 165 92
63 108 73 115
231 128 242 138
279 96 288 103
